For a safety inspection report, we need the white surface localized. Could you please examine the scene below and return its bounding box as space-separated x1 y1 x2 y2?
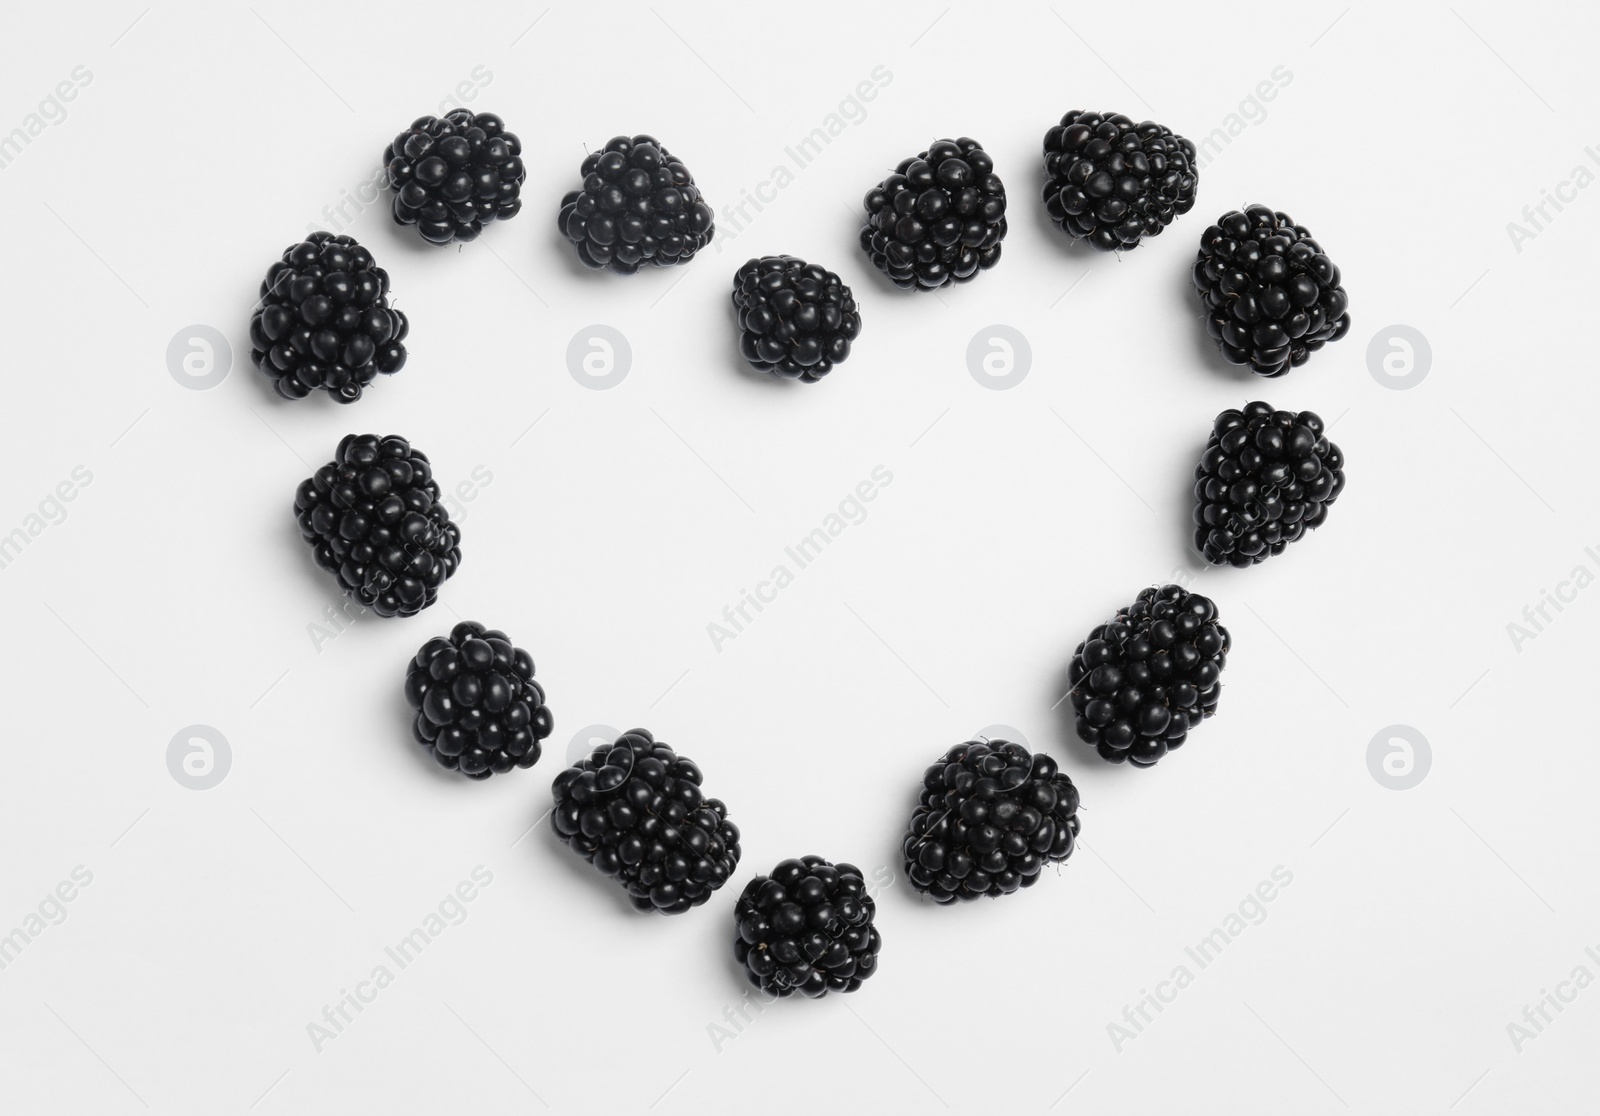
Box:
1 2 1596 1113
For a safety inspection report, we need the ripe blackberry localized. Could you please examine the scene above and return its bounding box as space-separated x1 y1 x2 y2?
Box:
551 729 739 914
384 111 524 244
1069 586 1230 767
1194 402 1346 567
860 137 1006 290
557 135 715 274
734 857 880 998
293 434 461 618
1041 111 1197 251
903 740 1079 903
405 621 552 779
731 256 861 382
1193 204 1351 376
248 232 408 403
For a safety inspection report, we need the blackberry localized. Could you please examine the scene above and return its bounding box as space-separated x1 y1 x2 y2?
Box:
1041 111 1197 251
248 232 408 403
551 729 739 914
1194 402 1346 567
860 137 1006 290
405 621 552 779
903 740 1079 903
384 111 524 244
731 256 861 382
734 857 880 998
1068 586 1230 767
293 434 461 618
558 135 715 274
1193 204 1351 376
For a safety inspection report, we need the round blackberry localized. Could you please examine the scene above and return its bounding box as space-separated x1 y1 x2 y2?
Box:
1194 402 1345 567
731 256 861 382
734 857 880 998
903 740 1079 903
860 137 1006 290
384 111 524 244
1069 586 1230 767
293 434 461 618
1193 204 1351 376
405 621 552 779
248 232 408 403
558 135 715 274
551 729 739 914
1041 111 1197 251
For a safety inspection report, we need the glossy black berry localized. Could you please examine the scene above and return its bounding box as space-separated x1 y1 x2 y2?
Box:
731 256 861 382
558 135 715 274
1194 402 1346 566
248 232 408 403
860 137 1006 290
551 729 739 914
1042 111 1197 251
903 740 1079 903
1193 205 1351 376
1069 586 1230 767
734 857 880 997
293 434 461 618
384 111 524 244
405 621 552 779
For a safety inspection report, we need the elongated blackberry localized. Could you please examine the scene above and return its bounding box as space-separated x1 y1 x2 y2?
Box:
405 621 552 779
1069 586 1229 767
384 111 524 244
734 857 881 997
903 740 1079 903
1193 205 1350 376
860 137 1006 290
731 256 861 382
1041 111 1197 251
249 232 408 403
551 729 739 913
293 434 461 617
1194 402 1345 566
558 135 715 273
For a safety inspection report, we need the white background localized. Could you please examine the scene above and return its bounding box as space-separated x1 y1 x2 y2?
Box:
1 2 1596 1113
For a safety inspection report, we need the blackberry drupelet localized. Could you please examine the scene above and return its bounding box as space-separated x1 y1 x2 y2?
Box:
1194 402 1345 567
551 729 739 914
1069 586 1230 767
860 137 1006 290
558 135 715 273
293 434 461 618
1041 111 1197 251
734 857 880 998
249 232 408 403
405 621 552 779
903 740 1079 903
1193 204 1351 376
384 111 525 244
731 256 861 382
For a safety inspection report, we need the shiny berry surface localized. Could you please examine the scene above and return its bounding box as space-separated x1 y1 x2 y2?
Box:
248 232 408 403
551 729 740 914
405 621 552 779
1042 110 1197 251
293 434 461 618
1194 401 1346 566
558 135 715 273
860 137 1006 290
903 740 1079 903
731 256 861 383
1193 204 1351 376
384 111 525 244
734 856 881 997
1069 585 1230 767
